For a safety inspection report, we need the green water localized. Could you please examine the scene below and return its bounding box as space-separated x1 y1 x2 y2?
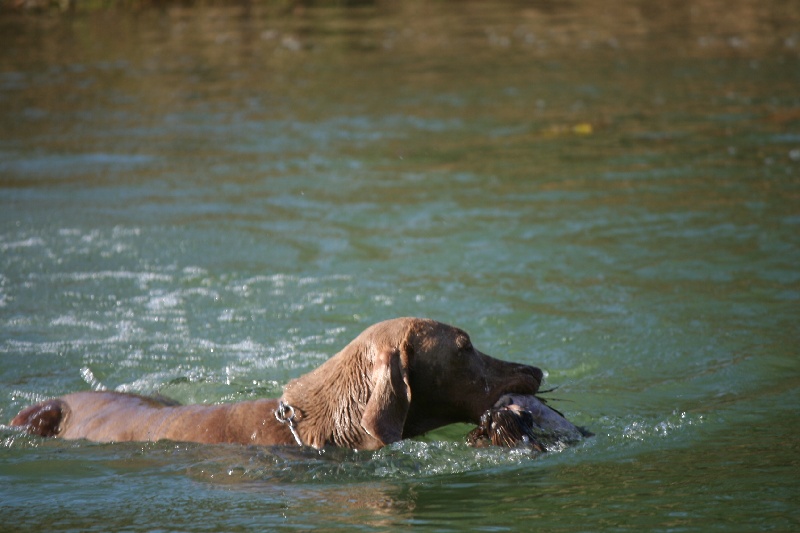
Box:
1 1 798 531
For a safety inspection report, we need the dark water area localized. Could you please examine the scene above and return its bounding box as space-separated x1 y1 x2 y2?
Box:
1 1 799 531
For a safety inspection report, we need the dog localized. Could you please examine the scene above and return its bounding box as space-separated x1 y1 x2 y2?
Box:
10 317 543 451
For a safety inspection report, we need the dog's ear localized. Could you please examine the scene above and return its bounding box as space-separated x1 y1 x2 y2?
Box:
360 342 413 448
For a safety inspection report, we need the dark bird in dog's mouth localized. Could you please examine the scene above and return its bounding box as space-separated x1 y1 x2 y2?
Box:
466 393 592 451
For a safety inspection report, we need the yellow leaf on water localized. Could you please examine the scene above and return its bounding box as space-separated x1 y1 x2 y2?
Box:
542 122 594 137
572 123 593 135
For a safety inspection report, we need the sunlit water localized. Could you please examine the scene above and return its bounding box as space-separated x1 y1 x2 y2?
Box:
1 1 798 531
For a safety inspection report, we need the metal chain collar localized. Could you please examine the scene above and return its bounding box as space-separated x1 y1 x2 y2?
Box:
274 400 303 446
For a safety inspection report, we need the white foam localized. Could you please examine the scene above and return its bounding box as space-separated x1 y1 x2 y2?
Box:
0 237 45 251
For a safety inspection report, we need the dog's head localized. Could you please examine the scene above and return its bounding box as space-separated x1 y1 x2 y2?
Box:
282 317 543 450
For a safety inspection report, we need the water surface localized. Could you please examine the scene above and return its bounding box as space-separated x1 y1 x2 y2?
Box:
1 1 799 531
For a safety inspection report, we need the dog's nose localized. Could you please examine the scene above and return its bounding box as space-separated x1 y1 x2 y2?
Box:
520 364 544 390
531 365 544 385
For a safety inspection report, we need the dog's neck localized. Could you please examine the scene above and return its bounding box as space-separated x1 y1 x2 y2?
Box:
280 343 383 450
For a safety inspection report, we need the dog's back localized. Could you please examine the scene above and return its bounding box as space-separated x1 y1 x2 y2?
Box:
10 391 291 446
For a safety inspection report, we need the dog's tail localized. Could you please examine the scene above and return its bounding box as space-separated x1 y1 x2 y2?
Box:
10 399 67 437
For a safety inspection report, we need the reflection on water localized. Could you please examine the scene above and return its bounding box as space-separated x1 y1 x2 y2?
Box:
1 0 799 531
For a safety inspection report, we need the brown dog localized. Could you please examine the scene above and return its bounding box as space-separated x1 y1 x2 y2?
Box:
10 317 543 451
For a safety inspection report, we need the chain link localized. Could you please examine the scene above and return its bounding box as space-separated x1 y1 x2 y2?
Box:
274 400 303 446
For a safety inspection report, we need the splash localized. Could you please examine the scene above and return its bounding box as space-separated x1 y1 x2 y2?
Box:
183 439 562 485
610 410 705 445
